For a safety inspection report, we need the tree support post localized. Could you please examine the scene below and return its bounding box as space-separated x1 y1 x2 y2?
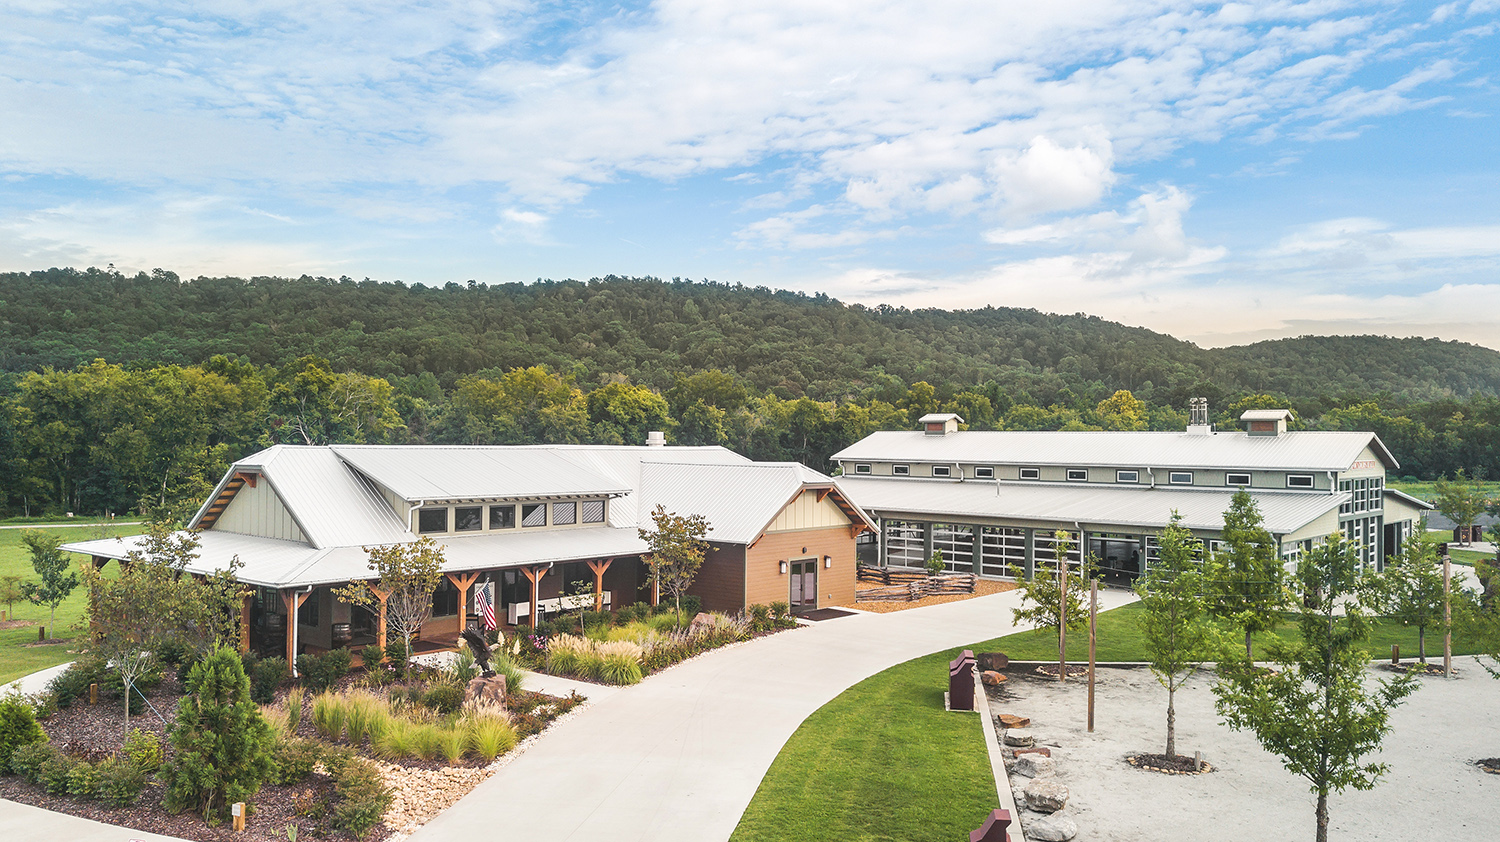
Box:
446 571 480 638
1088 579 1097 732
1058 556 1068 683
587 558 614 611
240 594 252 654
1443 553 1452 679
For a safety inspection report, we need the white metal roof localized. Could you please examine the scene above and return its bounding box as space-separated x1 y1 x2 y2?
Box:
61 527 652 589
835 475 1347 535
1240 409 1294 421
1383 487 1436 511
918 412 965 423
635 461 830 544
329 445 632 502
832 430 1397 472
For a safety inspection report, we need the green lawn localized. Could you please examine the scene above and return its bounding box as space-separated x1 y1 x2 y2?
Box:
973 601 1494 663
1387 478 1500 504
731 646 998 842
0 522 140 685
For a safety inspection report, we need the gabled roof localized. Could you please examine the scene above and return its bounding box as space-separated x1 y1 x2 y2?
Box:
1384 487 1436 511
190 446 409 549
832 430 1398 472
637 461 871 544
836 475 1346 536
1240 409 1294 422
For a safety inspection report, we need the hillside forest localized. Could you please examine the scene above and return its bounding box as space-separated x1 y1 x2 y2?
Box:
2 268 1499 519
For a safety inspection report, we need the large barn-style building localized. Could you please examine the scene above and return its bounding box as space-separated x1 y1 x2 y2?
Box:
833 404 1431 582
62 441 872 664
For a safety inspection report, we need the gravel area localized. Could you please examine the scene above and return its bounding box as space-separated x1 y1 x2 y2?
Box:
987 659 1500 841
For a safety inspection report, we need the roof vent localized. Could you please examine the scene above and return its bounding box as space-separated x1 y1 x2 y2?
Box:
1186 398 1213 435
918 413 964 436
1240 409 1293 437
646 431 666 447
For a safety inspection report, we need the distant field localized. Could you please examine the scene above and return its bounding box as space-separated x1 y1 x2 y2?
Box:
0 523 140 685
1387 478 1500 505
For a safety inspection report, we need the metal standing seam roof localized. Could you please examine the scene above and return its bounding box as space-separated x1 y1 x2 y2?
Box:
834 475 1348 535
328 445 632 502
831 430 1397 472
636 461 864 544
225 447 413 549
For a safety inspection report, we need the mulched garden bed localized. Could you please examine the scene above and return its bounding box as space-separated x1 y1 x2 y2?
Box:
1476 758 1500 775
0 618 37 630
1127 752 1215 775
1381 662 1455 677
5 668 585 841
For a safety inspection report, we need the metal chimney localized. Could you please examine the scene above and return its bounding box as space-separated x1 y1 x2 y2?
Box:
1186 398 1212 435
646 431 666 447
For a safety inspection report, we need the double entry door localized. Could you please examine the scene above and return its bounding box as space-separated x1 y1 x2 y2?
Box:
789 558 818 612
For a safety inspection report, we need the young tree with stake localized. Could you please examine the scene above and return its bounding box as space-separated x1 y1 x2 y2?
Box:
336 536 445 666
1007 531 1094 649
639 505 710 624
19 529 78 638
1214 533 1417 842
1137 512 1212 760
1205 490 1284 658
1362 534 1449 663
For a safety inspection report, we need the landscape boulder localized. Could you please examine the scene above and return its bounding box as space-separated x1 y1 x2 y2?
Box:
977 652 1010 671
1026 814 1078 842
981 671 1006 686
1022 779 1069 813
998 714 1030 728
688 612 715 634
1004 729 1035 747
464 675 508 714
1013 747 1051 758
1013 753 1055 778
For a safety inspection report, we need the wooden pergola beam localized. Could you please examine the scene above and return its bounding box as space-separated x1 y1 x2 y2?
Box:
446 571 481 637
520 565 550 627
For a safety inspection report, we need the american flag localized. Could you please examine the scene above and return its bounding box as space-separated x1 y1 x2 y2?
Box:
475 581 497 630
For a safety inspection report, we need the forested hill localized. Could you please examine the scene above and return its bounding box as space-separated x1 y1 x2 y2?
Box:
2 267 1498 406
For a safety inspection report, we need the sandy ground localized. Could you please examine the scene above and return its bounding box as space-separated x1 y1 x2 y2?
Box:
990 658 1500 842
841 578 1017 613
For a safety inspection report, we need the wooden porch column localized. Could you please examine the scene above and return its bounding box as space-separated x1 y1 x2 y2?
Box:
644 554 660 607
446 571 481 636
587 558 614 611
240 595 253 653
520 565 549 626
368 585 391 651
281 589 312 666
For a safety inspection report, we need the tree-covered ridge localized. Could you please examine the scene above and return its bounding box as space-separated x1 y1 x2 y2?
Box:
1 269 1499 520
4 268 1499 405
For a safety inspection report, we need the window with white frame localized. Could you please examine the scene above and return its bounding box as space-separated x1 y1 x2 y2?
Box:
1286 474 1314 489
580 500 605 524
417 508 447 534
975 466 994 479
1020 467 1041 480
1066 468 1088 482
893 465 911 476
1117 470 1139 483
854 464 872 474
1169 471 1193 485
552 501 577 525
932 465 952 477
1226 472 1251 487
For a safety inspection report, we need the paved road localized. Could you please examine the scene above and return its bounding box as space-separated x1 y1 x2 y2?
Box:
411 588 1139 842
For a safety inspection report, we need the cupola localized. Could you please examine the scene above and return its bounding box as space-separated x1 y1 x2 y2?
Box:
917 413 964 436
1240 409 1293 436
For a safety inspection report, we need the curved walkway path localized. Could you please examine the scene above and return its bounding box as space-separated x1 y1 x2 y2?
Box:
412 587 1138 842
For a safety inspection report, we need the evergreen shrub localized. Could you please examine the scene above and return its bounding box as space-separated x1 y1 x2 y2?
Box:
10 741 58 783
0 695 48 769
250 657 290 704
296 649 351 693
121 727 163 773
95 755 147 807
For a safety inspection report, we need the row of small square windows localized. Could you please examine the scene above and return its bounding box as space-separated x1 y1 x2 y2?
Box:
852 464 1315 488
416 500 606 534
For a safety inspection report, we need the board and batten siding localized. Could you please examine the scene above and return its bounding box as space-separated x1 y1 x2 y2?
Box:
689 543 748 613
212 479 306 543
765 490 850 533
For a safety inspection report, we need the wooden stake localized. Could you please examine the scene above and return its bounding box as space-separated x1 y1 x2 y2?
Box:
1058 558 1067 683
1443 553 1452 679
1088 579 1097 732
89 683 98 705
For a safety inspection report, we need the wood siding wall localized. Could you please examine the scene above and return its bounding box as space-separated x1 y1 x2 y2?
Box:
688 543 747 613
213 480 306 542
745 526 856 609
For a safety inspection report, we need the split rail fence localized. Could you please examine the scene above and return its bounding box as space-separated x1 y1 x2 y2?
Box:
855 566 978 602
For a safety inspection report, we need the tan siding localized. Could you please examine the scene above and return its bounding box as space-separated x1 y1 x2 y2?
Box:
213 480 306 542
1383 494 1425 524
744 526 856 609
687 544 746 613
766 491 850 533
1284 506 1341 545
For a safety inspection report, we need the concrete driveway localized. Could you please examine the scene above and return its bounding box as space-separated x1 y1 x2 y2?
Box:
411 587 1139 842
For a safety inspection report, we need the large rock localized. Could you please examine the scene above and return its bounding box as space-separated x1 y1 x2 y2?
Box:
1022 779 1069 813
977 652 1010 671
1013 753 1055 778
998 713 1030 728
981 671 1006 686
1013 747 1051 758
1004 729 1035 747
465 675 508 714
688 612 715 634
1026 814 1078 841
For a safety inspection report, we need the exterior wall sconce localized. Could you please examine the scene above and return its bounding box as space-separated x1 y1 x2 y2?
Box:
779 560 787 574
824 555 832 568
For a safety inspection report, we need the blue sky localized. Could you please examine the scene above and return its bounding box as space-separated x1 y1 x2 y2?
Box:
3 1 1499 349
